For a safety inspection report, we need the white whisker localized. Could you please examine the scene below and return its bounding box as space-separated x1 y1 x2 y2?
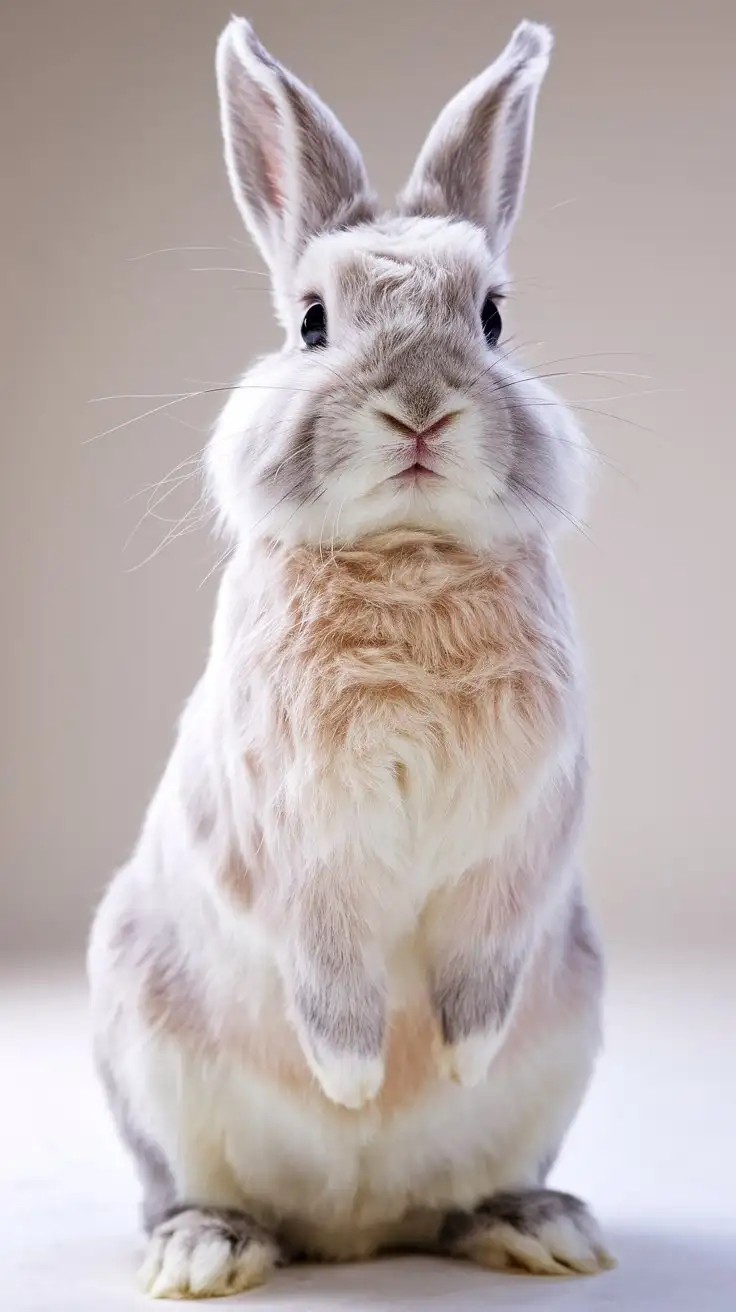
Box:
128 245 234 261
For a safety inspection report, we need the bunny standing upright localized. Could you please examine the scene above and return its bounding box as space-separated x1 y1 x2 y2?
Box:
88 17 613 1300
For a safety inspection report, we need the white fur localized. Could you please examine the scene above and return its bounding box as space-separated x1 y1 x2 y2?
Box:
139 1213 277 1299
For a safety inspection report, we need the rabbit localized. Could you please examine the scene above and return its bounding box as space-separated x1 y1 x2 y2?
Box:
87 15 614 1300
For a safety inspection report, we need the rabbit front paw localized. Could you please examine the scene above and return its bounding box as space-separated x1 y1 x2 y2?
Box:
304 1044 385 1109
292 976 386 1110
431 956 520 1087
139 1207 282 1300
440 1189 615 1276
433 1026 505 1089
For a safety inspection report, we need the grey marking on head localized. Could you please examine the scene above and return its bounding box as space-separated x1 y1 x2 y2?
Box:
322 247 485 433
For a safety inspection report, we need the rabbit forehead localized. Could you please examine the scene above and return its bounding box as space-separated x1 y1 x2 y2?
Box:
296 214 502 304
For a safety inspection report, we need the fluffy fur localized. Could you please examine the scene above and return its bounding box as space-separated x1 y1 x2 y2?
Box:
88 15 611 1300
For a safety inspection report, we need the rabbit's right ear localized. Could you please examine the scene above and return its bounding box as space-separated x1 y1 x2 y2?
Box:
216 19 375 275
399 21 552 255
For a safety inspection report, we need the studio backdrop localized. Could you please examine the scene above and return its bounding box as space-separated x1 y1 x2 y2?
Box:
1 0 733 956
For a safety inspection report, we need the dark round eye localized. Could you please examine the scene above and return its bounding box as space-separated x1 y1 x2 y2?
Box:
481 294 503 349
301 300 327 349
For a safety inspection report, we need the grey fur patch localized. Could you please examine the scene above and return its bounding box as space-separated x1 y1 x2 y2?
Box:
401 73 515 232
439 1188 589 1250
95 1053 175 1233
567 886 603 976
290 899 387 1056
496 89 534 235
504 390 581 550
257 408 320 499
398 23 551 246
536 1146 562 1185
294 980 385 1057
433 957 519 1046
280 76 376 253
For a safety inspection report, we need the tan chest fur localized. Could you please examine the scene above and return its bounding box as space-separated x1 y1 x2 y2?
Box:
234 531 573 815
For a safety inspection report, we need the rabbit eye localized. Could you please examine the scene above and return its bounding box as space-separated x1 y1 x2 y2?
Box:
481 294 502 349
301 301 327 349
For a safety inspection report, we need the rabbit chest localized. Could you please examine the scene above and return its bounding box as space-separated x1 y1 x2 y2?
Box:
231 535 570 902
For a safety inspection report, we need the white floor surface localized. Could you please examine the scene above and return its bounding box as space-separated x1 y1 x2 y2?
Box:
2 958 734 1310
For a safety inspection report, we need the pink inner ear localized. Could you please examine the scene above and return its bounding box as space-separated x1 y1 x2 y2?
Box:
255 82 286 216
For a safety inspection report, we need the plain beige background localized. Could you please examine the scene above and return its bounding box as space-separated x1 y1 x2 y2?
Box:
1 0 734 955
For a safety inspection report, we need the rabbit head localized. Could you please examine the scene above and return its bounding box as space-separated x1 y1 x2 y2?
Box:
210 18 588 551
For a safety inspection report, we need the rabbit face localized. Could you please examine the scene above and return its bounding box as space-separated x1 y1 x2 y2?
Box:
209 18 588 551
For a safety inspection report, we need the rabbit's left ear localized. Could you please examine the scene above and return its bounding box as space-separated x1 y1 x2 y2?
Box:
400 21 552 253
216 18 375 274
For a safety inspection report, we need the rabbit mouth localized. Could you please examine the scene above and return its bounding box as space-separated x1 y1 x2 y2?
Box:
390 463 443 486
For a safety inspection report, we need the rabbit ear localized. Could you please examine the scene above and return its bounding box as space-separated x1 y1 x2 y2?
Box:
399 21 552 253
216 18 375 273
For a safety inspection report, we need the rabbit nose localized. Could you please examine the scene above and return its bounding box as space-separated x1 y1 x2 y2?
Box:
378 411 458 441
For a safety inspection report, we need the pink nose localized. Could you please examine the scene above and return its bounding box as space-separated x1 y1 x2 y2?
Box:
378 411 457 440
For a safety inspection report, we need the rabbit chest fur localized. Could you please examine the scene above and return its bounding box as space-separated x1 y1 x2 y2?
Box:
218 531 576 906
